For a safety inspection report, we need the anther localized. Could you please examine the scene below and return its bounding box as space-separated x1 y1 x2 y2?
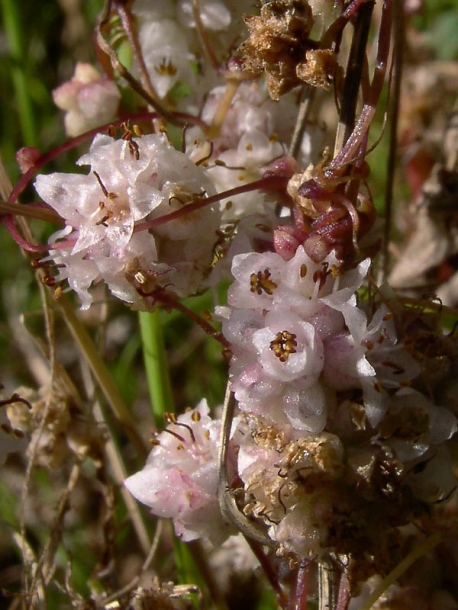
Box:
270 330 298 362
250 269 278 295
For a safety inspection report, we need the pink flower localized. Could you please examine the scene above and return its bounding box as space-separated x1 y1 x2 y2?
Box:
53 63 120 137
125 401 236 545
35 133 221 308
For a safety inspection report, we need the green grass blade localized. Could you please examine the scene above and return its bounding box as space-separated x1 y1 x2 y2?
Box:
139 310 174 427
2 0 39 147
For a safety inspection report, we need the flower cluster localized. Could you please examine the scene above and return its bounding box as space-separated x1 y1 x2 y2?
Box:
132 0 246 105
187 81 326 220
215 246 457 558
220 247 415 430
35 132 221 309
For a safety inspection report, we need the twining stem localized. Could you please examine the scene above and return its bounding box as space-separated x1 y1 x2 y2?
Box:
115 0 157 101
135 175 289 232
7 111 209 207
0 200 61 223
96 0 178 126
192 0 220 71
328 0 393 174
218 387 273 547
288 562 310 610
139 310 174 428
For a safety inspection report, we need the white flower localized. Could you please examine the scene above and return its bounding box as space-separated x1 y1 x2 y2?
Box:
53 63 120 137
35 133 221 308
222 247 374 431
375 388 457 462
125 400 235 545
138 19 196 98
206 131 285 219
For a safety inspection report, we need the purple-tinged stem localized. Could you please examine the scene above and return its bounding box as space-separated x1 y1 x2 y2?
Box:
246 538 288 610
135 175 289 232
288 561 311 610
8 111 209 206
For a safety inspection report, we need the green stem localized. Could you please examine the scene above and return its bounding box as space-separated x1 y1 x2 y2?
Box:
2 0 39 147
139 310 174 427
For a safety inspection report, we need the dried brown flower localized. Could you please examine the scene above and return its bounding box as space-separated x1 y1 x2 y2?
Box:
296 48 338 89
238 0 315 99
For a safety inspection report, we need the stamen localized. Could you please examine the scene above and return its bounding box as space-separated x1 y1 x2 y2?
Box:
270 330 298 362
0 393 32 410
277 482 288 514
155 58 178 76
163 428 186 443
195 141 214 166
174 421 196 443
250 269 278 295
93 171 117 200
165 413 196 443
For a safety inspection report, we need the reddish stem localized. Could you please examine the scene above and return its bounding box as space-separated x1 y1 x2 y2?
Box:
336 570 351 610
322 0 371 48
328 0 393 175
288 561 311 610
114 0 157 98
192 0 220 71
245 538 288 610
7 111 209 206
165 299 229 348
134 175 289 233
3 215 51 253
138 289 229 348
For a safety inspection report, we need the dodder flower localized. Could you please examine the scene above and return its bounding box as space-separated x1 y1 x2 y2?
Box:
222 247 379 428
53 63 120 137
125 400 236 545
35 133 221 309
220 246 424 432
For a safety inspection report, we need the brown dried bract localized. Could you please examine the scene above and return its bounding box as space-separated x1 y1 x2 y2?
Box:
238 0 315 100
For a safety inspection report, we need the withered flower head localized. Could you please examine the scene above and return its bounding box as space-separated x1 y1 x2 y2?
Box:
238 0 315 100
